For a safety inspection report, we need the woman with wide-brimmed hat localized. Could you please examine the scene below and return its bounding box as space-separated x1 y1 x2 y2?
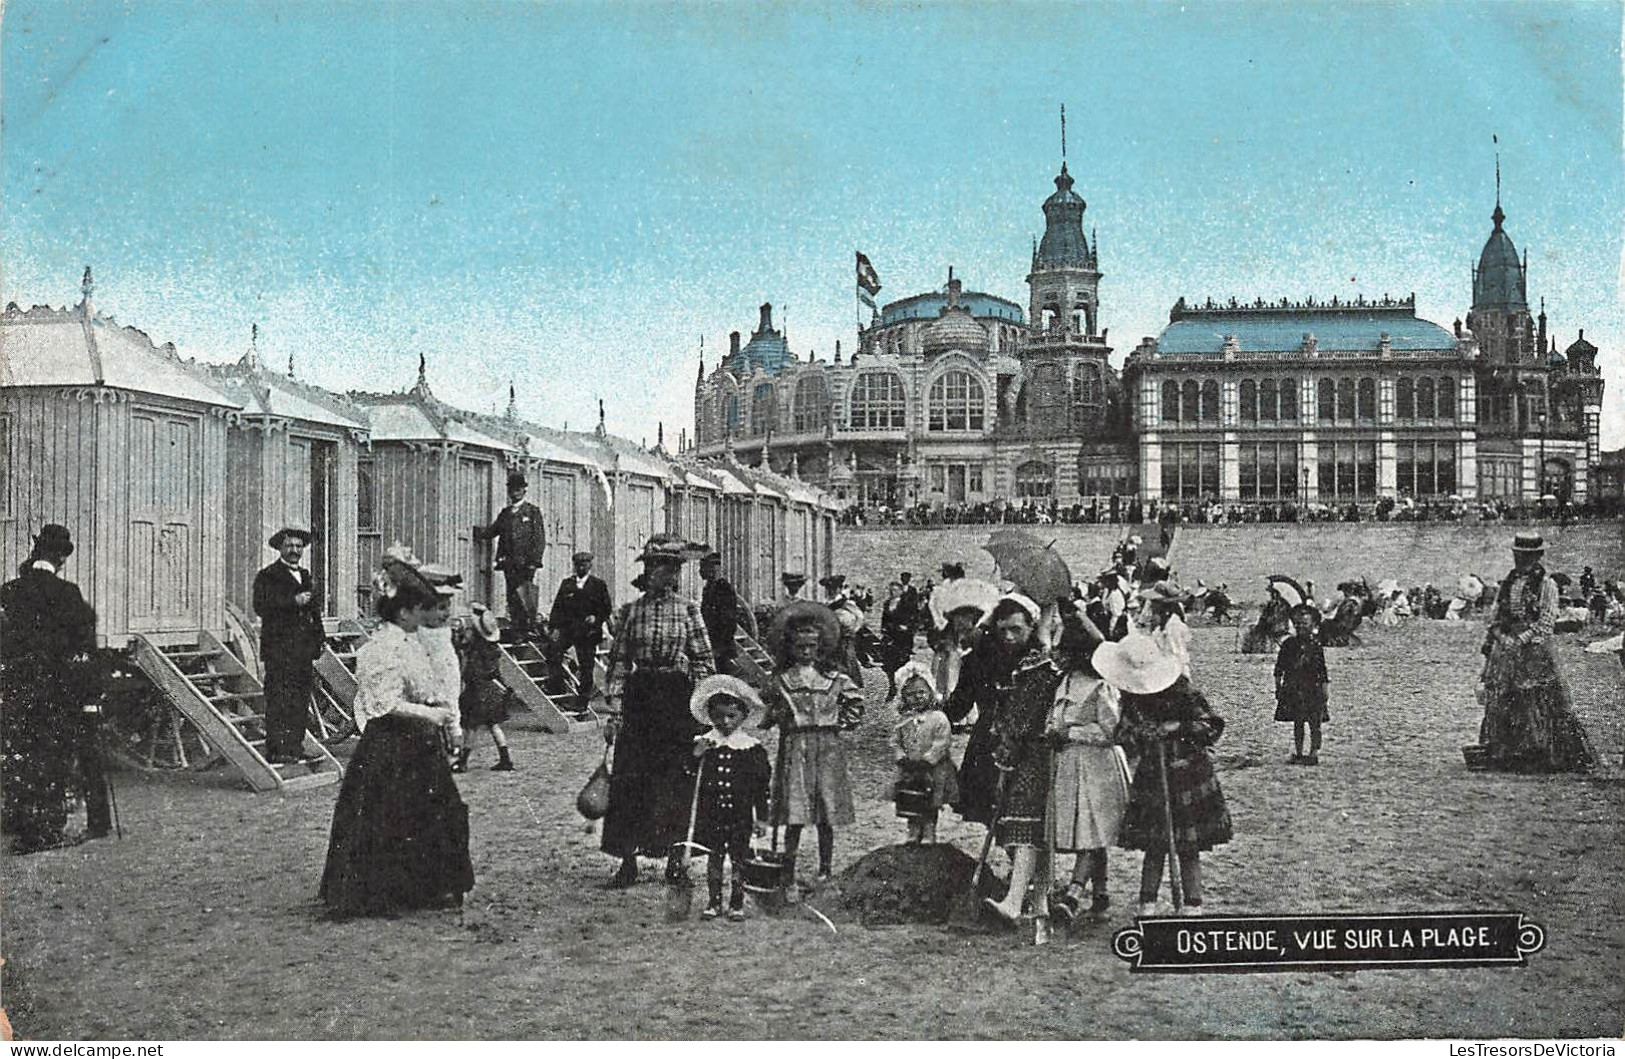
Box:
1475 532 1595 773
600 534 717 889
1100 634 1233 916
319 545 472 919
1138 581 1193 680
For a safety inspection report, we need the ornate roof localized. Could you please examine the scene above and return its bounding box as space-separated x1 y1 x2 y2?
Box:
727 303 793 376
880 289 1023 325
921 277 989 355
1155 296 1456 355
1472 203 1528 313
1565 332 1597 357
1035 162 1093 271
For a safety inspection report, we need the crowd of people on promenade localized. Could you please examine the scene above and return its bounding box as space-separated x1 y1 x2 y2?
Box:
1 489 1615 935
839 494 1620 530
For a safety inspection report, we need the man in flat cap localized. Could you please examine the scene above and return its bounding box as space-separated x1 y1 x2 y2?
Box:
474 471 548 642
548 550 612 710
254 526 325 764
1 525 100 853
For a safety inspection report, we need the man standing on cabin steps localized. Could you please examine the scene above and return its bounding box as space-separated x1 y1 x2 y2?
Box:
474 471 548 643
253 526 325 764
548 551 612 710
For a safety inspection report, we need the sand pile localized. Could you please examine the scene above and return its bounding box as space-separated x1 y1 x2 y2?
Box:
835 843 999 927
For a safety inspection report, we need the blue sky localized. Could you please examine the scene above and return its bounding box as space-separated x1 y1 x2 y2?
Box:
4 1 1621 446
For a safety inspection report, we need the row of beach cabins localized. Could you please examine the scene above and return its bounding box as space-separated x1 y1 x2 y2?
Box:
1 283 837 790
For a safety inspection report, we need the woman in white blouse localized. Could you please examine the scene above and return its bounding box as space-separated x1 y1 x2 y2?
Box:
319 551 473 919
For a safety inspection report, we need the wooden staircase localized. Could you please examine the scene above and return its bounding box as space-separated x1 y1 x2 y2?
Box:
729 630 776 688
494 639 599 734
131 631 344 793
311 620 370 742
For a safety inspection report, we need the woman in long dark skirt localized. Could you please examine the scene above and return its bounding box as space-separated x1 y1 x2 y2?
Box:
600 534 717 889
320 552 472 919
947 595 1039 825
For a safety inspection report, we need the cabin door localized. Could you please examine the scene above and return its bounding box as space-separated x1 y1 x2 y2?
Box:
128 408 203 633
288 435 340 616
455 457 497 609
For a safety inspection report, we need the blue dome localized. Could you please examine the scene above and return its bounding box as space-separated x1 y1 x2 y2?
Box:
1036 163 1091 270
1472 205 1528 313
880 290 1024 326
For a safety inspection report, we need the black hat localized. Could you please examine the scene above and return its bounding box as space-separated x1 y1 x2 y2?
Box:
700 551 722 566
781 571 807 586
33 524 74 558
899 572 913 583
1289 603 1321 625
507 471 528 490
268 526 313 549
819 574 847 591
940 562 965 579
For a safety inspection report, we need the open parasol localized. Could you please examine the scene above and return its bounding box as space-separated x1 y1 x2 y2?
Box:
1267 574 1307 600
983 529 1074 605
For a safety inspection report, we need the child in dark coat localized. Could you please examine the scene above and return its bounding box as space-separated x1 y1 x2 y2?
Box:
1098 635 1233 916
456 607 516 772
686 675 772 921
1275 604 1330 765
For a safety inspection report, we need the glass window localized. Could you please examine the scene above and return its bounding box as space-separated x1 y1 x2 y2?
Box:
1279 376 1298 421
1318 447 1336 497
1396 378 1415 420
849 373 906 430
724 394 740 431
931 465 946 492
1336 378 1356 421
1279 444 1299 497
1239 446 1258 499
1317 378 1335 423
1162 381 1180 423
1240 380 1258 423
1437 377 1456 421
1397 444 1415 495
1259 379 1276 422
968 465 984 493
1199 442 1220 495
1357 378 1376 422
1257 442 1278 500
1200 380 1220 424
1016 461 1054 498
750 383 776 436
1357 442 1377 497
1414 442 1435 496
1416 377 1435 419
1181 380 1200 424
1438 443 1456 494
792 374 828 433
357 459 376 532
929 371 986 431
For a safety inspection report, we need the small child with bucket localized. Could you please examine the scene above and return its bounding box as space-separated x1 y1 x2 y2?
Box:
457 606 517 772
891 661 958 845
685 675 771 921
760 600 863 889
1274 603 1330 765
1098 635 1232 917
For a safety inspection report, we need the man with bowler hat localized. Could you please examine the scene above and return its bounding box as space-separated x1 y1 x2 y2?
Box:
1 525 100 852
548 550 612 709
474 471 548 641
699 551 742 674
254 526 325 763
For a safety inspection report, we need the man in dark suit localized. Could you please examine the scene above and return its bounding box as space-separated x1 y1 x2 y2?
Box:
475 472 549 641
253 526 325 764
548 551 612 709
1 525 100 853
698 551 741 674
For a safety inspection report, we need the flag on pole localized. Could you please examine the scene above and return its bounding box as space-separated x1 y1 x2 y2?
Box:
858 290 877 311
856 251 881 295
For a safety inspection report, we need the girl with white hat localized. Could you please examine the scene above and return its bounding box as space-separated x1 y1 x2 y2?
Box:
1096 635 1233 917
890 662 958 846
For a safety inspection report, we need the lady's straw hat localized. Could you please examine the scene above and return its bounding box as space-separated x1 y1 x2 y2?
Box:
1092 633 1181 696
689 674 765 726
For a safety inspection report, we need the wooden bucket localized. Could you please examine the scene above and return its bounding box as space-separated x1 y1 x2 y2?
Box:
740 847 795 893
894 782 934 819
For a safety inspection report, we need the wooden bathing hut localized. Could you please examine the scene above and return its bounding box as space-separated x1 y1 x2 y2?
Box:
347 359 520 615
0 278 239 647
203 332 370 625
0 277 343 791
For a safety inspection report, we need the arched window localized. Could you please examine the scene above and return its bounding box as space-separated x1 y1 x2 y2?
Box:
750 383 776 436
1073 368 1099 408
1200 380 1220 424
928 371 986 431
1336 378 1356 421
724 393 740 433
1357 378 1376 422
792 374 828 433
1029 363 1068 430
848 372 906 430
1436 377 1456 420
1259 378 1278 422
1181 380 1200 423
1317 379 1335 423
1015 460 1054 498
1279 376 1298 421
1240 380 1258 423
1396 377 1415 420
1416 377 1436 420
1162 380 1181 423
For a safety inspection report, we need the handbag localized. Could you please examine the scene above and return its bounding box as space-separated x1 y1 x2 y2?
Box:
576 746 612 820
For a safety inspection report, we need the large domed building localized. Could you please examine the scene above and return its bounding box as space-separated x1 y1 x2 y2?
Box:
691 166 1606 511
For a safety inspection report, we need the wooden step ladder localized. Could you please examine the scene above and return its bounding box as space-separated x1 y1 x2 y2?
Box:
730 630 776 689
131 632 344 793
311 620 370 742
494 639 597 734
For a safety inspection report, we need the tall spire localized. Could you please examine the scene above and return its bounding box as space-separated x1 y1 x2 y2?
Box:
1060 103 1067 161
417 351 427 386
505 381 517 419
287 351 295 378
79 266 94 318
243 323 261 370
1492 134 1505 229
596 398 606 437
